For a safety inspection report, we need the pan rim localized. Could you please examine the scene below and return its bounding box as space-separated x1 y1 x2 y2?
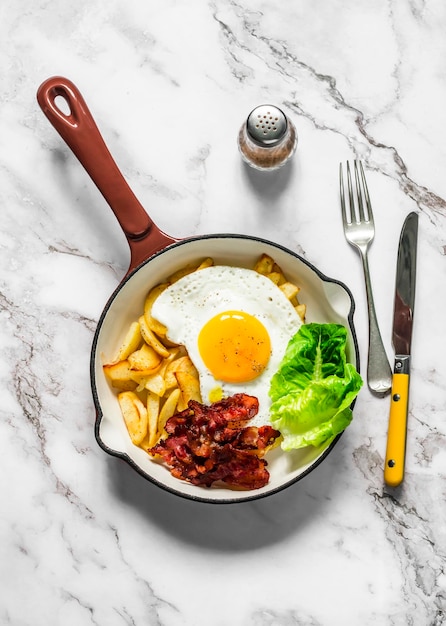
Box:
90 233 360 504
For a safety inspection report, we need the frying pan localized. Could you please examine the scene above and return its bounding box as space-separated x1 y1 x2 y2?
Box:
37 76 360 504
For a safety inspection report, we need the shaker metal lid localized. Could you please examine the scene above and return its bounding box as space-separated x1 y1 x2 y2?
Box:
246 105 288 146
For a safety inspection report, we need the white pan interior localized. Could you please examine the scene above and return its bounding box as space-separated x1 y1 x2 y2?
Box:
91 235 358 503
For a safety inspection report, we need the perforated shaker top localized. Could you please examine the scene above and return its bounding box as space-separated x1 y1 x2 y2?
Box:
246 105 288 147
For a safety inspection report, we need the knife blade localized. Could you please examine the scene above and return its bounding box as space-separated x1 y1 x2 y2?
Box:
384 211 418 487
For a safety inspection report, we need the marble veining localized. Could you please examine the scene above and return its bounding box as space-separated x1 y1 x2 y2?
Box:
1 1 445 625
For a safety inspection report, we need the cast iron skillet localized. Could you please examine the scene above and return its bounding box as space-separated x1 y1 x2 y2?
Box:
37 77 359 504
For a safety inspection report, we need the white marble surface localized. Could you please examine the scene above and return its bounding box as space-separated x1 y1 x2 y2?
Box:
1 1 446 624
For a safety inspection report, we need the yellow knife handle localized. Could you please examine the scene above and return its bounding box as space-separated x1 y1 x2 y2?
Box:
384 372 410 487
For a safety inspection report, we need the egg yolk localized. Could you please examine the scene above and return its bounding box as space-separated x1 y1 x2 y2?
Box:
198 310 271 383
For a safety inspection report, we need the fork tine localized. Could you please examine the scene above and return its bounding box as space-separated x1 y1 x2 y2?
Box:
339 163 349 224
354 160 374 225
346 161 356 223
358 161 374 224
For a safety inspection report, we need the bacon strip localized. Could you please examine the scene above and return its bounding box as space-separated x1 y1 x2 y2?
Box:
148 393 280 490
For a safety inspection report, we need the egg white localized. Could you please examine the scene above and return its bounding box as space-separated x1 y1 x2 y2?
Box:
151 265 302 426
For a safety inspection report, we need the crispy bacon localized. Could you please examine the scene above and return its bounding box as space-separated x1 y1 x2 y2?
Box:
148 393 280 490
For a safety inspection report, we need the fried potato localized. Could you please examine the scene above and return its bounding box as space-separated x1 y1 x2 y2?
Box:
116 321 142 361
128 342 162 371
163 348 186 389
157 387 181 434
272 262 285 275
164 354 190 379
167 265 195 284
163 355 202 404
103 360 138 391
295 303 306 321
168 257 214 284
255 255 304 314
175 370 202 404
266 262 288 285
171 355 202 404
142 370 167 396
118 391 148 445
265 271 282 285
171 356 199 378
144 283 169 336
139 315 170 358
279 281 300 301
176 393 189 412
164 360 181 390
254 253 274 275
196 257 214 271
129 366 163 386
142 390 161 448
168 262 198 283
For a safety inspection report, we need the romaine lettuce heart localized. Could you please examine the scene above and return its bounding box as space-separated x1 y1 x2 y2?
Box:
269 323 363 451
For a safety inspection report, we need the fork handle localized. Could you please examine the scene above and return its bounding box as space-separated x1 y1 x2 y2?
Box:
360 250 392 394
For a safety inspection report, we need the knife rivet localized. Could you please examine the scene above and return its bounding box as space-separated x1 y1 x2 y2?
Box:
393 394 401 402
395 361 402 370
388 459 396 468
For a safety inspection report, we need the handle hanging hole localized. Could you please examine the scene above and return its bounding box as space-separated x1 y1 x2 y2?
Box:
54 95 71 116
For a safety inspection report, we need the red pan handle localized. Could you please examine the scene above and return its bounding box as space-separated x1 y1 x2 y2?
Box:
37 76 177 273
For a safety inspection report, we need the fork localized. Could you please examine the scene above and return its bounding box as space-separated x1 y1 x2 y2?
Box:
339 160 392 395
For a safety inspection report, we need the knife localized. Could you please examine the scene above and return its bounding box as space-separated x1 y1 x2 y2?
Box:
384 211 418 487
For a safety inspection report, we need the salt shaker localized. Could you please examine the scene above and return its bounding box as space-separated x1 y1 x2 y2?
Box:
238 104 297 171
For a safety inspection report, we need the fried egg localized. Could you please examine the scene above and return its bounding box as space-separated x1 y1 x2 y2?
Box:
151 265 303 426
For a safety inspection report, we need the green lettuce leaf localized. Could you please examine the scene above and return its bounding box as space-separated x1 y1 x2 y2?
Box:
269 323 363 450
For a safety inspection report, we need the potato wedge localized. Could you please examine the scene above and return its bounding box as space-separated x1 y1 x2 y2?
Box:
161 348 185 389
176 393 188 412
103 360 137 391
164 352 190 383
196 257 214 271
172 355 200 378
139 315 170 358
266 271 282 285
157 387 181 434
143 370 167 396
164 361 179 390
118 391 148 445
175 370 202 404
168 258 214 283
295 303 306 321
141 390 161 448
116 321 142 361
174 356 202 403
279 281 300 301
130 361 162 385
128 343 162 371
167 264 197 284
272 262 285 275
144 283 169 336
254 253 274 275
